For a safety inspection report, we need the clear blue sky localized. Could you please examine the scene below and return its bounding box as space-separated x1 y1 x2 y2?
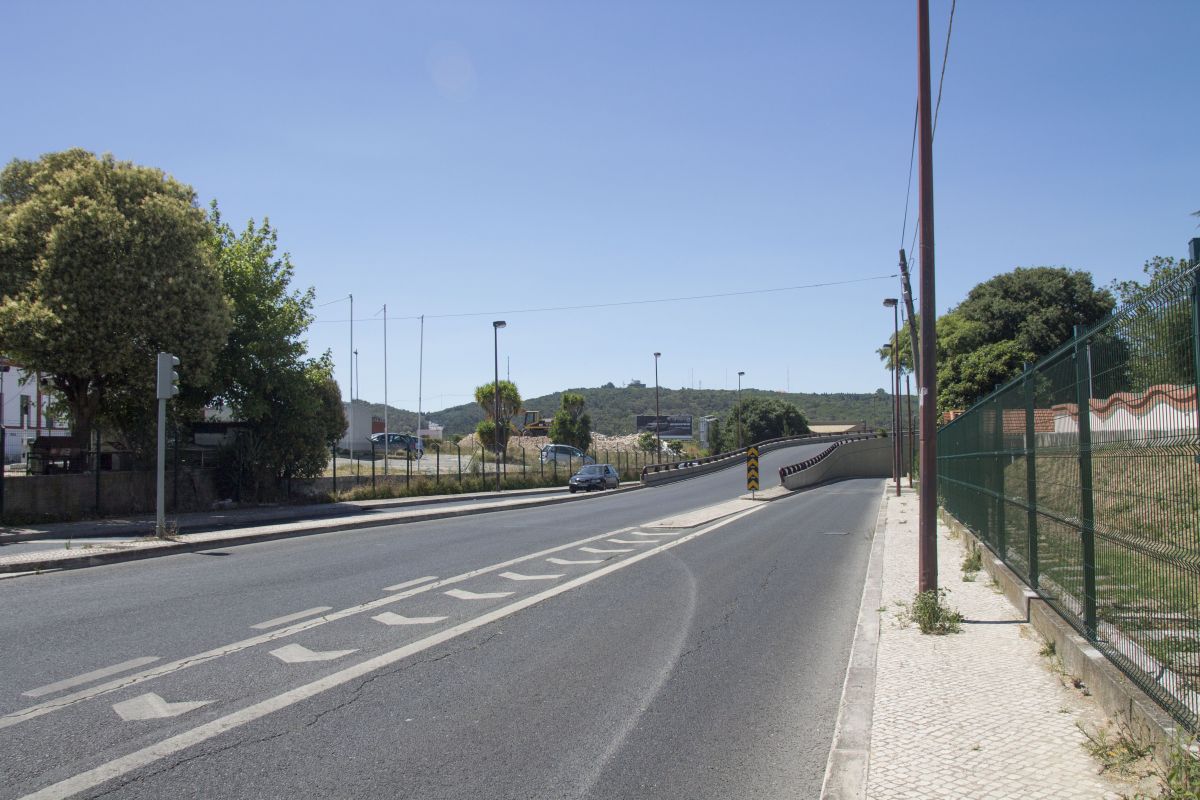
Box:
3 1 1197 419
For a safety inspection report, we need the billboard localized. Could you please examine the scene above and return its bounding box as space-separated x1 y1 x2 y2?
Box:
636 415 694 440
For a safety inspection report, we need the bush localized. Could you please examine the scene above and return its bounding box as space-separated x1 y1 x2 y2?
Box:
911 588 963 635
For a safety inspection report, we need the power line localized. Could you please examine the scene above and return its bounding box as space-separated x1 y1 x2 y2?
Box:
900 104 918 250
904 0 957 267
313 273 899 324
932 0 956 139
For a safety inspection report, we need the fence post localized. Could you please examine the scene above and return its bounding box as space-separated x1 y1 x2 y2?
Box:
1191 268 1200 463
435 445 440 485
406 450 411 489
457 444 462 484
522 447 526 480
1074 325 1098 640
331 443 337 496
371 441 376 492
993 392 1006 562
94 427 102 515
1024 364 1039 591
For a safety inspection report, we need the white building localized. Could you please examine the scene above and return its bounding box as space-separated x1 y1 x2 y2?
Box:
1 359 73 464
337 402 373 454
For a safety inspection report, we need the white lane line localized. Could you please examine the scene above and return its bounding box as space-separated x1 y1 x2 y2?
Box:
499 571 563 581
546 557 602 565
383 576 438 592
372 612 448 626
21 505 764 800
580 546 633 554
629 531 677 538
111 693 211 722
22 658 162 699
250 607 333 630
268 644 358 664
607 539 652 545
445 588 514 600
0 524 638 731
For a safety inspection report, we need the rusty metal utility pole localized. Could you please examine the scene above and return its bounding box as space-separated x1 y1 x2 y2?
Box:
917 0 939 594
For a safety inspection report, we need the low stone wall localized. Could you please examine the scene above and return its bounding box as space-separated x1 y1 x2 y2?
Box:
779 437 894 490
2 468 219 521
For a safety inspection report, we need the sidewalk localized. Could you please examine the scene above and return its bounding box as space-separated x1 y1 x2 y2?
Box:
857 487 1148 799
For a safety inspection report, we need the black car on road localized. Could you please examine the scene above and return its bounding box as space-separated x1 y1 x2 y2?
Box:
568 463 620 493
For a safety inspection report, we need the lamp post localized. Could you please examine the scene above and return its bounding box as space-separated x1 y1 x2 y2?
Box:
884 298 901 496
736 371 745 449
653 352 662 464
0 363 7 517
493 320 506 492
375 305 388 477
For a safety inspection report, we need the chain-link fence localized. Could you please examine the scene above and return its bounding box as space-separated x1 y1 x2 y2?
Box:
938 264 1200 732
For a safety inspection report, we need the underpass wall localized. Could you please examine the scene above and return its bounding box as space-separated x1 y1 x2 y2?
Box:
779 438 893 491
640 434 858 487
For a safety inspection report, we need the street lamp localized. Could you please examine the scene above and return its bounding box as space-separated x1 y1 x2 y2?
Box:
493 320 506 492
653 353 662 464
884 298 901 496
736 371 745 449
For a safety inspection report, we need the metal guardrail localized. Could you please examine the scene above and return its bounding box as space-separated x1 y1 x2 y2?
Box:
777 433 879 480
640 432 865 480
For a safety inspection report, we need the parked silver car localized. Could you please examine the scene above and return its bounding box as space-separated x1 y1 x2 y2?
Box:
568 463 619 493
540 443 594 465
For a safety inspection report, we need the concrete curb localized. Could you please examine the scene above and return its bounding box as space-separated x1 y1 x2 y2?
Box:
0 484 645 576
938 508 1183 764
819 486 889 799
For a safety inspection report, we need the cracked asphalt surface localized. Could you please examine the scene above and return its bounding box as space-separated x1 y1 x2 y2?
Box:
0 444 880 799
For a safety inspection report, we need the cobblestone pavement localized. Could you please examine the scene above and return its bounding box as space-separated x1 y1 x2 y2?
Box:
865 488 1138 799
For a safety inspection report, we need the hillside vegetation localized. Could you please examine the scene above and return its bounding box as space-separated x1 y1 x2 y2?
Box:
350 385 908 438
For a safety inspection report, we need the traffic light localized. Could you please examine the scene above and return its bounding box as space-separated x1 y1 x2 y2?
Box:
156 352 180 400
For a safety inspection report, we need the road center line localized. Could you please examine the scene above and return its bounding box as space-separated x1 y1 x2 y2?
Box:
19 505 764 800
21 658 161 699
250 607 333 630
0 524 638 731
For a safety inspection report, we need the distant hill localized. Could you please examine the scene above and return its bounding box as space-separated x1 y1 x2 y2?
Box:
348 385 907 438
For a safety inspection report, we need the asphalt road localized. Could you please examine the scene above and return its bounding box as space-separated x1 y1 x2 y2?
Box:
0 443 882 800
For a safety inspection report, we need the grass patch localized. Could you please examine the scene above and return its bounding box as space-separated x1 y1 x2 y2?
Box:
1080 723 1151 777
910 588 964 635
961 546 982 582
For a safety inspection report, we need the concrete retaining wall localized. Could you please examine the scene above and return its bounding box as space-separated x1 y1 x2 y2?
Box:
780 437 893 490
641 434 858 487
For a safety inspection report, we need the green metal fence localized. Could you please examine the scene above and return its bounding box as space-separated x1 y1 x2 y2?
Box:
938 264 1200 732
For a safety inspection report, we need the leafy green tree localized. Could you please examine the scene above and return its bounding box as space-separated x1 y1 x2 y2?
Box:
883 267 1116 412
637 431 657 453
1110 256 1196 389
204 203 315 420
0 150 230 446
474 380 521 451
548 391 592 450
720 397 809 449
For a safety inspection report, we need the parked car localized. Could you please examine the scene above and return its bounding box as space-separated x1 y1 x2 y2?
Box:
369 432 424 458
539 443 594 465
568 463 620 493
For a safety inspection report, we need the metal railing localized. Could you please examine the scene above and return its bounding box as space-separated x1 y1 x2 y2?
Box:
938 263 1200 732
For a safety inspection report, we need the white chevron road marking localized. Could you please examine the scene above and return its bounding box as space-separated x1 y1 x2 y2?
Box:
269 644 358 664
